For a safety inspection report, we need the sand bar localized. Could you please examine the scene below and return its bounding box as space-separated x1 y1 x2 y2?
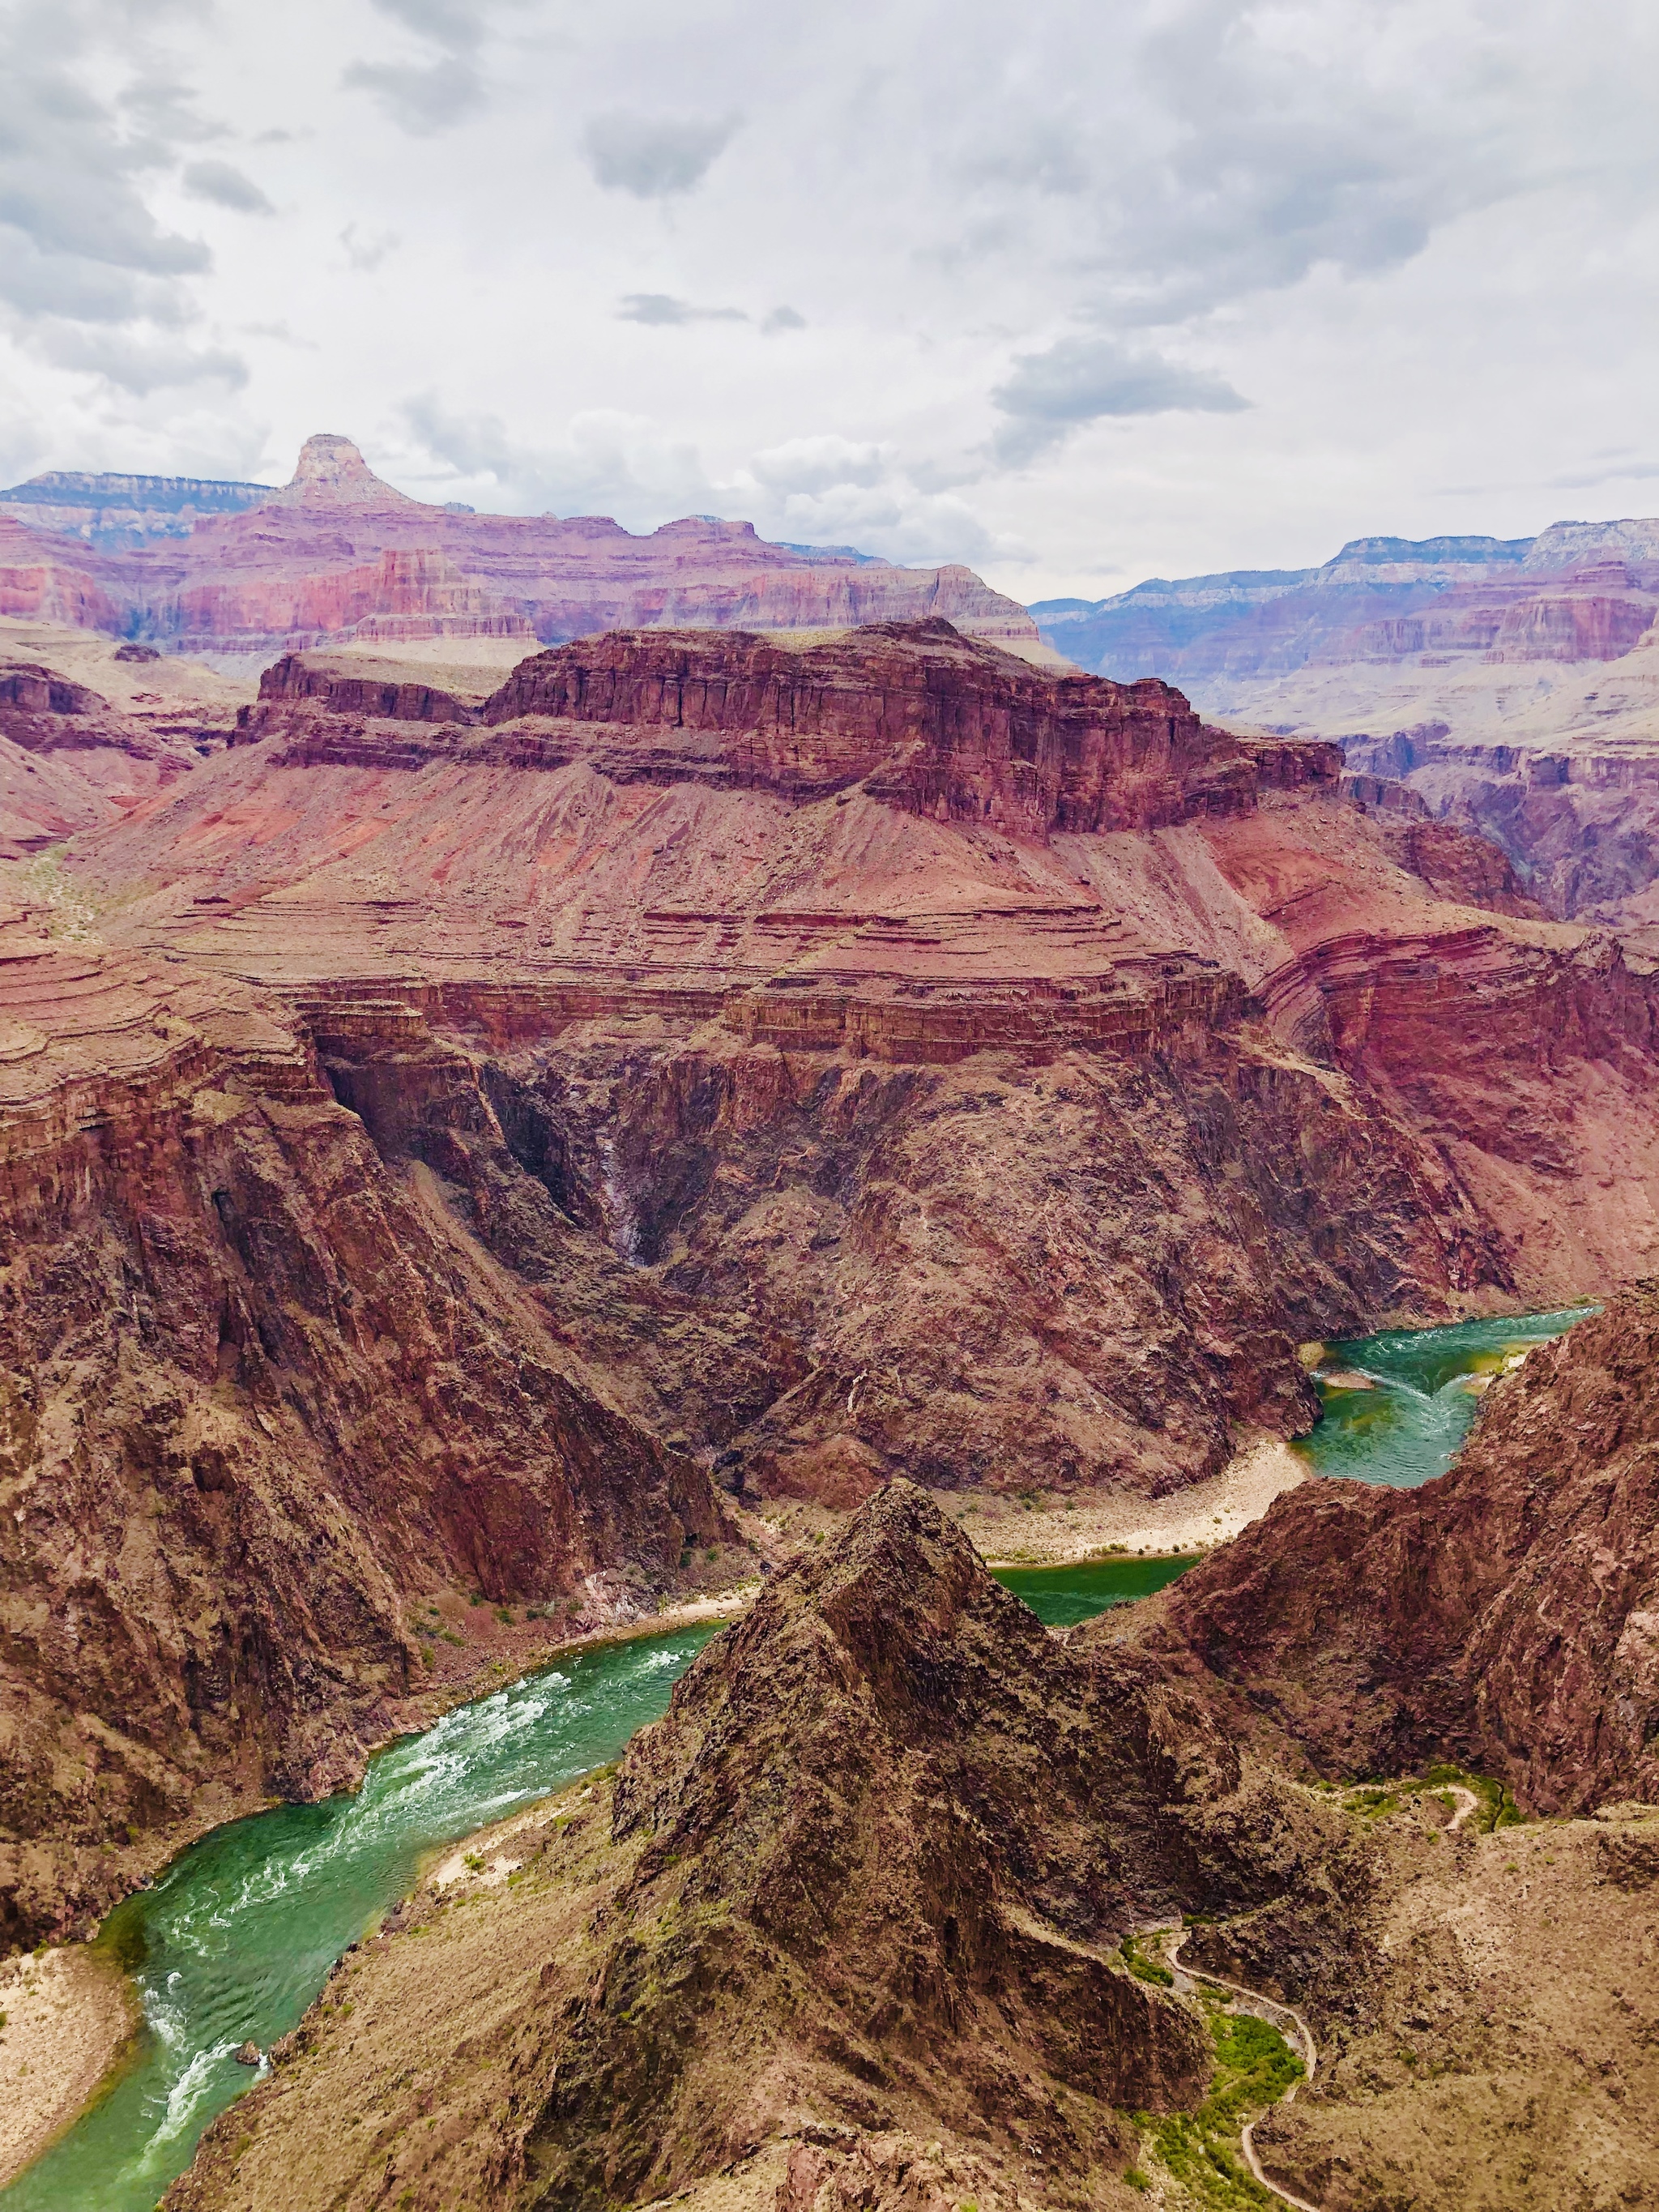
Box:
962 1436 1311 1566
0 1942 136 2188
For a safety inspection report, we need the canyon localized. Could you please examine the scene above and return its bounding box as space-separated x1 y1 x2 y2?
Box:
0 437 1043 661
166 1454 1659 2212
1139 1279 1659 1818
2 585 1657 2207
164 1484 1347 2212
1034 523 1659 939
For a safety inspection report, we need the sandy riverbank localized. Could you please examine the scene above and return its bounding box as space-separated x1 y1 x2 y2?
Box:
955 1436 1311 1566
0 1943 136 2189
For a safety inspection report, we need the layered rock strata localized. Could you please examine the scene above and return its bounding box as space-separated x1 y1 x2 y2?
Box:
66 619 1659 1505
0 437 1043 659
168 1484 1350 2212
0 925 723 1949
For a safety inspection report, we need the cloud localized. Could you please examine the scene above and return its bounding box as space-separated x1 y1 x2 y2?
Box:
0 0 246 400
581 112 739 199
182 160 275 215
341 0 505 133
1546 459 1659 490
31 321 248 395
339 222 401 271
342 56 484 134
761 305 806 333
399 391 716 524
750 437 889 497
991 334 1248 463
616 293 748 326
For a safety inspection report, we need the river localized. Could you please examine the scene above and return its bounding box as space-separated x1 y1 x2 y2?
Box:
1295 1305 1593 1488
2 1305 1590 2209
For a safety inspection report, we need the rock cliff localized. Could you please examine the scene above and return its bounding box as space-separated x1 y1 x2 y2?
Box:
65 620 1659 1508
167 1484 1350 2212
1139 1282 1659 1814
0 926 724 1949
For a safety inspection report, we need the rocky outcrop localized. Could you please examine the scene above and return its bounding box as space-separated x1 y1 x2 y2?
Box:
480 621 1265 829
249 651 477 726
0 660 217 854
1136 1283 1659 1813
0 930 725 1949
0 437 1044 659
167 1484 1357 2212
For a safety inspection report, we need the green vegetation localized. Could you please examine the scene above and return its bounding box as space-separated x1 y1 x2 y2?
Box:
1121 1935 1175 1988
1145 2007 1304 2209
1422 1765 1521 1832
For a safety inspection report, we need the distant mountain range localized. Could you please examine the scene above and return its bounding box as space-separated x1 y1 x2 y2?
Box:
1032 523 1659 681
0 436 1040 659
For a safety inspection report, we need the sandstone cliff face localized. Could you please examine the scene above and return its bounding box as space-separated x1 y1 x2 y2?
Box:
0 438 1044 660
1141 1283 1659 1814
168 1485 1357 2212
479 621 1265 831
0 933 723 1949
66 621 1659 1508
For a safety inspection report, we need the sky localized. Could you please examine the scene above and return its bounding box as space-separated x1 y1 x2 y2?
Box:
1 0 1657 601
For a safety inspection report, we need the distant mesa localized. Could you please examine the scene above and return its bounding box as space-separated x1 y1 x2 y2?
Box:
0 434 1043 661
1034 522 1659 682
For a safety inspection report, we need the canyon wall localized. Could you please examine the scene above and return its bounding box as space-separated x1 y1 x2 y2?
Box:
0 932 723 1949
1034 526 1659 685
1143 1281 1659 1814
66 621 1659 1511
168 1485 1356 2212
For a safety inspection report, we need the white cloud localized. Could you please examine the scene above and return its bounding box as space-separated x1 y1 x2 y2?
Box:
581 112 740 199
991 335 1249 464
182 159 275 215
1 0 1656 596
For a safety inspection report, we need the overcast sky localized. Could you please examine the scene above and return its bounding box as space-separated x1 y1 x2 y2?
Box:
2 0 1656 599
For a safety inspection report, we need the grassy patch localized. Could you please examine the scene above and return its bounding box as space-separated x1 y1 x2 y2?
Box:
1121 1935 1175 1988
1147 2007 1303 2209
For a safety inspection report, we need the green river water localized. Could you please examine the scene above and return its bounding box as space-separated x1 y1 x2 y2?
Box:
2 1306 1592 2209
1295 1304 1593 1488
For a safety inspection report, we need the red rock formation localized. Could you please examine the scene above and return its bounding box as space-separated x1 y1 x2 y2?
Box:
1038 529 1659 682
61 620 1659 1516
0 662 215 853
169 1485 1357 2212
480 620 1264 829
252 651 476 725
0 928 725 1948
0 517 127 634
0 436 1044 659
1139 1283 1659 1814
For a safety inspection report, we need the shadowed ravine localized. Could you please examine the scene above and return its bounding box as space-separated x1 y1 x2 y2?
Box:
1 1309 1586 2210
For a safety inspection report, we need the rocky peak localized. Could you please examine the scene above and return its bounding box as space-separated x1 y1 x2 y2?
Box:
279 433 415 507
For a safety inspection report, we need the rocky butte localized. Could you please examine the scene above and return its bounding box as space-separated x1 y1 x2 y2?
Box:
0 435 1044 660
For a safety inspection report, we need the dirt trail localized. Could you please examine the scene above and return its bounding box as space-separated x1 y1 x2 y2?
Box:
1445 1783 1479 1830
1157 1925 1324 2212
